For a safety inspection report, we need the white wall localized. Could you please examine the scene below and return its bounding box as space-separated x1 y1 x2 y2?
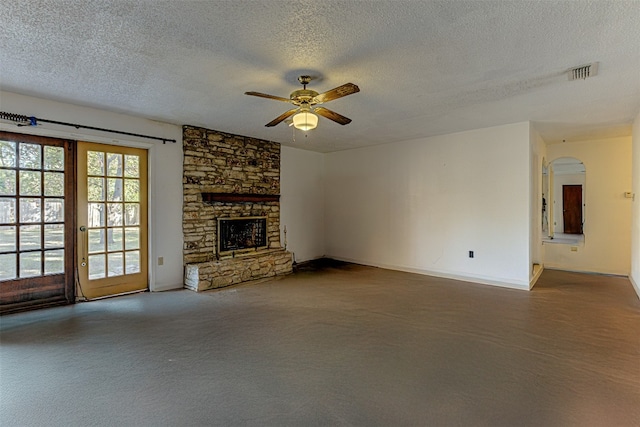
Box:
324 122 532 289
0 91 184 291
280 146 325 263
631 111 640 298
530 125 546 284
545 137 632 276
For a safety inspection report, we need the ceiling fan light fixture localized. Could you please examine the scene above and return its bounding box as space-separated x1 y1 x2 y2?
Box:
246 76 359 128
292 111 318 131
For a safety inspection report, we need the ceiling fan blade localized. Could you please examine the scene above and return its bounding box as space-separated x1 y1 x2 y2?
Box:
265 108 298 127
315 83 360 103
245 91 291 103
314 107 352 125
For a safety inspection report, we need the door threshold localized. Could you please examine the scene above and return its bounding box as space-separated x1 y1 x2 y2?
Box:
76 289 148 303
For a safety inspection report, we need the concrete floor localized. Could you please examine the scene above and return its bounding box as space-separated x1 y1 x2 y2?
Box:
1 263 639 426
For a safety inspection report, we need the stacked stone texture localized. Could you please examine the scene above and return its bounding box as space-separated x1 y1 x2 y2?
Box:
184 251 293 292
182 125 292 290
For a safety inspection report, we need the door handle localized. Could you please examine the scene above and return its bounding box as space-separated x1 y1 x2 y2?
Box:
79 226 87 267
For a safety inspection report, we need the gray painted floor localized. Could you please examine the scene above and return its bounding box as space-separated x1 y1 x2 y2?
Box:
1 263 639 426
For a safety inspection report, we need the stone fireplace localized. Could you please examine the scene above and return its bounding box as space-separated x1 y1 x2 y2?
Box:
182 126 293 291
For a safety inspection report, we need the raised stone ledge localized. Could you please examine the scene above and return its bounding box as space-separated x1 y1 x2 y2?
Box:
201 192 280 203
184 249 293 292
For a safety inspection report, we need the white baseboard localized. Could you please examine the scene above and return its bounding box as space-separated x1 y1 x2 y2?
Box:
151 283 184 292
327 256 531 291
543 266 629 277
542 263 628 277
631 274 640 300
530 264 544 289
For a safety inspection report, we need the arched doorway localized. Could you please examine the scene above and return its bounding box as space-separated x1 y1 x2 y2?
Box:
544 157 585 245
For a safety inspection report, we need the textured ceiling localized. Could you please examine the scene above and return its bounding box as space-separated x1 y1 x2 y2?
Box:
1 0 639 152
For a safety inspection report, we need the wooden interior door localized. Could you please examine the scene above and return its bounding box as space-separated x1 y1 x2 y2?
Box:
77 142 148 299
0 132 75 313
563 185 583 234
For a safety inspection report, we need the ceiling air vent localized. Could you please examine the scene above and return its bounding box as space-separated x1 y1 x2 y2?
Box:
568 62 598 80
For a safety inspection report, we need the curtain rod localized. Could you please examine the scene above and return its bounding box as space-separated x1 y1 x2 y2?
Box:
0 111 177 144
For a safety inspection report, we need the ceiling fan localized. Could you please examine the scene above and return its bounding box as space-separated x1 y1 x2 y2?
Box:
245 75 360 131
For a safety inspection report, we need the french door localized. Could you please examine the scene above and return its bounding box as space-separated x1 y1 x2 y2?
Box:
76 142 148 299
0 132 75 313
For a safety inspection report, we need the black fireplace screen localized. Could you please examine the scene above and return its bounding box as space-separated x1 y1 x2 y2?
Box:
217 217 267 254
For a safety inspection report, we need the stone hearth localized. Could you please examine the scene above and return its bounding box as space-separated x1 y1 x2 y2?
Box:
182 126 292 291
184 249 292 291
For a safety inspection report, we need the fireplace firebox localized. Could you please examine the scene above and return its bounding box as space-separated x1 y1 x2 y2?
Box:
217 216 268 255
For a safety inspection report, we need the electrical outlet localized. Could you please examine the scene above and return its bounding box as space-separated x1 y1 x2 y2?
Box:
469 251 474 258
158 257 164 266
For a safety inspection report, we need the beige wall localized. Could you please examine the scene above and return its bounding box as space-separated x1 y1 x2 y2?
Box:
545 137 632 275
